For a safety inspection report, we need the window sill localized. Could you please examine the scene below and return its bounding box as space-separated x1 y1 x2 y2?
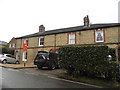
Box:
68 43 76 45
39 45 44 47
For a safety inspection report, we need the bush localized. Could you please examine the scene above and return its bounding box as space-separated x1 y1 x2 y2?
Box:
2 45 14 55
58 46 118 80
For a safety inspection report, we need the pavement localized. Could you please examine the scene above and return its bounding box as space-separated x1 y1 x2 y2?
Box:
0 63 37 69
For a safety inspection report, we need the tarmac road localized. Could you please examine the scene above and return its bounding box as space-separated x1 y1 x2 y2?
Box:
1 67 96 89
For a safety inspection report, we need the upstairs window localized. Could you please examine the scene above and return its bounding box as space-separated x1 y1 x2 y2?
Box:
9 44 12 48
9 43 16 48
24 39 29 44
12 43 16 48
95 29 104 42
68 32 75 44
39 37 44 46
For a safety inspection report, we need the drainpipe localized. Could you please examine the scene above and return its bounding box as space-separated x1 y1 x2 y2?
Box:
20 38 22 63
54 34 56 51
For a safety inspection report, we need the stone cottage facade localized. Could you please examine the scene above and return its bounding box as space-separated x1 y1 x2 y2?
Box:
9 17 120 64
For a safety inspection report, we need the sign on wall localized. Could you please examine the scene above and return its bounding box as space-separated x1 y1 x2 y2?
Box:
23 40 28 51
23 43 28 51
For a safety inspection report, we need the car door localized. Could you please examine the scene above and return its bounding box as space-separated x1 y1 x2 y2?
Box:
11 55 17 63
5 54 12 63
6 54 16 63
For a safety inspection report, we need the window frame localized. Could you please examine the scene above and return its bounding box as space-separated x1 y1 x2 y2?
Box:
22 51 27 61
39 37 44 46
24 39 29 44
68 32 76 44
12 43 16 48
9 44 12 48
95 29 105 43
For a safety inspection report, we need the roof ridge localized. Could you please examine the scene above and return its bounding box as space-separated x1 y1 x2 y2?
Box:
15 23 120 39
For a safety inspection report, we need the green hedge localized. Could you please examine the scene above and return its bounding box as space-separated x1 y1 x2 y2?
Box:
58 46 118 80
2 46 14 55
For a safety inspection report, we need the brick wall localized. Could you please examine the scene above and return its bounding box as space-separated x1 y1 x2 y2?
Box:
105 27 118 43
15 27 120 64
56 33 68 46
76 30 94 44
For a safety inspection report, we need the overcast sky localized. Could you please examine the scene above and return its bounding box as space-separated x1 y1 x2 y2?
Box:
0 0 120 42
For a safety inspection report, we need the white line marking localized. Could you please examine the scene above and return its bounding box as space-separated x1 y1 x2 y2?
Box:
47 75 103 88
7 68 19 72
25 72 34 75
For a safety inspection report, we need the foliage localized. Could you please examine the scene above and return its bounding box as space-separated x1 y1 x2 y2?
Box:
1 45 14 55
58 46 118 80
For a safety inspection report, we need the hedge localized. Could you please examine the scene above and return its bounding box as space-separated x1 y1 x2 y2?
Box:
1 46 14 55
58 46 118 80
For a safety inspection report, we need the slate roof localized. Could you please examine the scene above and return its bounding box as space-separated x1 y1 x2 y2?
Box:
15 23 120 39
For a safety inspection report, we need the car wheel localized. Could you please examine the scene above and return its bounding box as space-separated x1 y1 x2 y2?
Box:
2 60 7 64
49 63 56 70
37 65 42 69
15 61 19 64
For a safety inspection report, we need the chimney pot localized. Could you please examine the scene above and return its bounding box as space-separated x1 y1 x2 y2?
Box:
83 15 90 27
39 25 45 32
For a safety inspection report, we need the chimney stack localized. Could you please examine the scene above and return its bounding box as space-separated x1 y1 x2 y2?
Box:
83 15 90 27
39 25 45 32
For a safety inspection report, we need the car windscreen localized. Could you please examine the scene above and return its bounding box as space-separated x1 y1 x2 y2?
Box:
35 52 49 60
6 54 15 58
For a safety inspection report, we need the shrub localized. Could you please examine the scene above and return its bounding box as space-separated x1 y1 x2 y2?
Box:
2 45 14 55
58 46 118 80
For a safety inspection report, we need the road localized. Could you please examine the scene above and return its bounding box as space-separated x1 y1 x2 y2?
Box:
1 67 97 89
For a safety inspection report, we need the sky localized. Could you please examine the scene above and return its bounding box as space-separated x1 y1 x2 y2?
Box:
0 0 120 42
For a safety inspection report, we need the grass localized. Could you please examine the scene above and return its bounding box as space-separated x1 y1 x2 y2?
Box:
57 72 120 88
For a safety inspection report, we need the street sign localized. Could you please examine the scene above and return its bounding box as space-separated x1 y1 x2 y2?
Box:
23 43 28 51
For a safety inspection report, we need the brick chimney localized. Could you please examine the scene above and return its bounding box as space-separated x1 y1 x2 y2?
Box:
83 15 90 27
39 25 45 32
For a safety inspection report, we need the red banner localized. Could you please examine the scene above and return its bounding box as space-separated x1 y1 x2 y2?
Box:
23 43 28 51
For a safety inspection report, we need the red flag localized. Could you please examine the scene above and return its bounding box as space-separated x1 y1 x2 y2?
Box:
23 43 28 51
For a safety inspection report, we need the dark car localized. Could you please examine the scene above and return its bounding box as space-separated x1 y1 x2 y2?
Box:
34 51 59 70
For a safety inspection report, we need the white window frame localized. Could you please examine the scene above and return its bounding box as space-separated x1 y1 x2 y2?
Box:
68 32 75 44
39 37 44 46
9 44 12 48
12 43 16 48
95 29 104 42
22 51 27 61
24 39 28 44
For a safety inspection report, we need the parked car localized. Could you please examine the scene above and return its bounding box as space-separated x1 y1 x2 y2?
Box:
0 54 19 64
34 51 59 70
